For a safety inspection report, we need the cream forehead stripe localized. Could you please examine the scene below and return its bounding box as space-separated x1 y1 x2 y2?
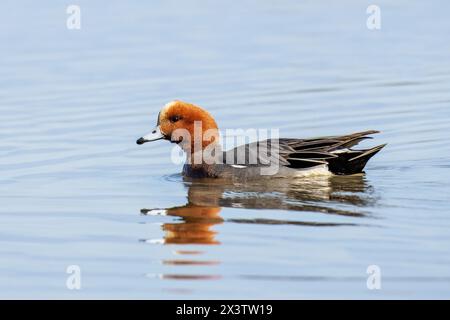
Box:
160 100 178 118
157 101 179 132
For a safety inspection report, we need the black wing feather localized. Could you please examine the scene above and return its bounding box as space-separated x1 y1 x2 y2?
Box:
280 131 385 174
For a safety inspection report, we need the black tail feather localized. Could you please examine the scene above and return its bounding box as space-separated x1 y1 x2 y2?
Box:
327 144 387 175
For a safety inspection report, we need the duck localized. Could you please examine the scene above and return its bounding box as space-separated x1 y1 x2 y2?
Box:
136 100 386 179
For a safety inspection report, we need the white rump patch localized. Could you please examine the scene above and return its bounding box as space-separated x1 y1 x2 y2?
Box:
231 165 247 169
294 164 332 177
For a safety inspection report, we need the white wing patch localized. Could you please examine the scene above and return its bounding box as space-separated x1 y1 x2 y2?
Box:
231 165 247 169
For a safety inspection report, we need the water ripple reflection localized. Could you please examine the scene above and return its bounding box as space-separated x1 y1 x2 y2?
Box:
141 174 378 281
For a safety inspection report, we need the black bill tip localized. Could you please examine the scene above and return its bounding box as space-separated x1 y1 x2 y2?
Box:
136 137 146 145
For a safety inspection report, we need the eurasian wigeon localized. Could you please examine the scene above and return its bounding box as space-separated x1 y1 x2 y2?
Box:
136 100 386 179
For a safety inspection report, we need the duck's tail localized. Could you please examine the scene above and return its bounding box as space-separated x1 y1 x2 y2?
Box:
328 143 387 175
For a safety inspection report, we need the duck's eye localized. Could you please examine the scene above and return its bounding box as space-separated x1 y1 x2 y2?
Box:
169 115 181 123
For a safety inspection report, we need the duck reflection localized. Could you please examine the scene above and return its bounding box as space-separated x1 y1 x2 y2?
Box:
141 174 374 246
141 205 222 245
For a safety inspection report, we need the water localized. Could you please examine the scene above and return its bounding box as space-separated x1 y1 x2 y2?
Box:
1 0 450 299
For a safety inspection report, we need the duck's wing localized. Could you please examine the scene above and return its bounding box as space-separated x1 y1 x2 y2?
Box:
224 130 386 175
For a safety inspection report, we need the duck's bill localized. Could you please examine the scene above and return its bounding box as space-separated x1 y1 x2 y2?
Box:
136 126 165 144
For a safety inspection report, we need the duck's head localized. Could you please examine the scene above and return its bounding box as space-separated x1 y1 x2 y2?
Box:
136 100 219 153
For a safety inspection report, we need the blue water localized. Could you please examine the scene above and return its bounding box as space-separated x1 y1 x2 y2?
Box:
1 0 450 299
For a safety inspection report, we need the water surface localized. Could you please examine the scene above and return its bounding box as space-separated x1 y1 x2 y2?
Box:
1 0 450 299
